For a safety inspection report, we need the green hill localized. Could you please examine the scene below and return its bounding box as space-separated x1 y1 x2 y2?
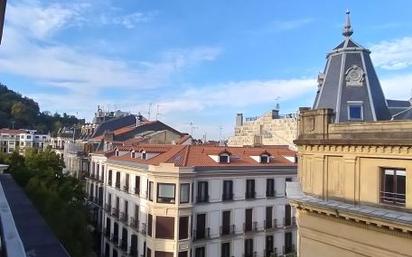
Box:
0 84 84 134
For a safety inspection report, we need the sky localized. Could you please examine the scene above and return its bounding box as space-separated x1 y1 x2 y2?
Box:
1 0 412 139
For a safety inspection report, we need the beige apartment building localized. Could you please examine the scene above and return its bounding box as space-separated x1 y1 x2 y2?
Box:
86 144 298 257
288 11 412 257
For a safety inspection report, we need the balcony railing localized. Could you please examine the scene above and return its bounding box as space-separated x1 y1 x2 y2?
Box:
196 195 209 203
123 185 129 193
220 224 235 236
264 219 278 230
110 233 118 244
193 227 210 241
222 193 234 201
245 191 256 199
264 248 278 257
111 208 119 219
129 247 138 257
104 228 110 238
283 245 296 256
380 191 406 206
104 204 111 213
130 217 139 231
120 212 128 224
140 223 146 235
243 221 258 233
243 252 257 257
284 217 296 228
266 190 276 198
115 182 120 189
120 239 127 251
134 187 140 195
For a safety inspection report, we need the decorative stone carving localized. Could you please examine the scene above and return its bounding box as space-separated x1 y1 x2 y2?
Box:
345 65 365 86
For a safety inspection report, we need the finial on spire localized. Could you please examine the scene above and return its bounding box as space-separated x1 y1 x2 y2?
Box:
343 9 353 37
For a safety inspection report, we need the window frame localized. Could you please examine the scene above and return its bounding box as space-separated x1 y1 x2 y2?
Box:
157 183 176 204
180 183 190 204
347 101 363 121
380 167 406 206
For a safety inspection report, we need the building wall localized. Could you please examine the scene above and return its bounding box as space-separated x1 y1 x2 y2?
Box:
228 112 297 149
86 157 297 257
298 210 412 257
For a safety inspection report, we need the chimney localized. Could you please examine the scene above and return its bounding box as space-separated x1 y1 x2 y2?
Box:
236 113 243 127
272 109 279 119
135 112 143 127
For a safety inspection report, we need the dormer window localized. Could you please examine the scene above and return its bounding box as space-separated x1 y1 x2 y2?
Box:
141 151 147 160
115 149 119 157
131 151 136 158
260 154 270 163
347 101 363 120
219 154 230 163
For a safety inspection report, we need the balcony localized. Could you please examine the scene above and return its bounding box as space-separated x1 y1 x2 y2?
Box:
380 191 406 206
110 233 118 244
283 245 296 256
220 224 235 236
120 239 128 251
245 191 256 199
104 228 111 238
284 217 296 228
129 217 139 231
134 187 140 195
140 223 146 235
115 181 120 189
264 248 278 257
264 219 278 230
243 252 257 257
266 190 276 198
104 204 112 213
123 185 129 193
108 180 112 186
111 208 119 219
196 195 209 203
129 247 138 257
222 193 234 201
120 212 128 224
243 221 258 233
193 227 210 241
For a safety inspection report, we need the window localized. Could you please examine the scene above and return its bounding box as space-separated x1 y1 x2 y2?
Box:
222 180 233 201
179 216 189 240
195 247 205 257
157 183 175 203
196 214 206 240
284 232 293 254
221 242 230 257
178 252 188 257
265 235 274 257
148 214 153 237
135 176 140 195
266 179 275 197
381 168 406 206
284 204 292 226
125 174 130 191
348 103 363 120
244 209 253 232
108 170 112 186
221 211 231 235
246 179 255 199
115 172 120 188
265 206 273 229
244 239 254 257
197 181 208 203
131 151 136 158
261 155 269 163
142 151 147 160
156 216 175 239
155 252 173 257
219 154 229 163
148 181 154 201
180 183 190 203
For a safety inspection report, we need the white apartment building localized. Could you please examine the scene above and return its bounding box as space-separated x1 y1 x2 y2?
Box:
0 128 50 154
86 144 297 257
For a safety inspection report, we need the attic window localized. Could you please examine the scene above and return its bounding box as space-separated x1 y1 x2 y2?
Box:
219 154 230 163
131 151 136 158
115 149 119 157
347 102 363 120
260 155 270 163
141 151 147 160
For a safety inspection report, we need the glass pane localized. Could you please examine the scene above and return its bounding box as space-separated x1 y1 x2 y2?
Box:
397 174 406 195
349 105 362 119
180 184 189 203
158 184 175 198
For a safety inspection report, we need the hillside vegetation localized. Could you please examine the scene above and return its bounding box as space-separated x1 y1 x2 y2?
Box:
0 84 83 133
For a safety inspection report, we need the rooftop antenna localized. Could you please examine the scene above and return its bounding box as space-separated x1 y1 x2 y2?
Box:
219 125 223 142
155 104 161 120
147 103 153 120
187 122 198 137
343 9 353 38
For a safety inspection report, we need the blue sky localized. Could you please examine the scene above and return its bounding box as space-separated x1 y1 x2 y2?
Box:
1 0 412 139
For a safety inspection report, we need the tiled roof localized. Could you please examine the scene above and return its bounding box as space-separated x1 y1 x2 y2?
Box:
0 129 27 135
109 144 296 168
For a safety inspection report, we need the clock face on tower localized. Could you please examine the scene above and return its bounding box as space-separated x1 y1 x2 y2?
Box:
345 65 364 86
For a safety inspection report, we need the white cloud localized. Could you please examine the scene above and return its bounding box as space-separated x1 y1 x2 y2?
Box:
109 11 156 29
0 1 221 91
371 37 412 70
269 18 314 31
381 74 412 100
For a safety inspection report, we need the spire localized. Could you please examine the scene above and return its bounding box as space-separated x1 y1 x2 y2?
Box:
343 9 353 37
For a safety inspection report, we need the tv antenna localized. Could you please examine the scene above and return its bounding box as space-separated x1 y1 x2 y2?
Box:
147 103 153 120
187 122 198 137
155 105 161 120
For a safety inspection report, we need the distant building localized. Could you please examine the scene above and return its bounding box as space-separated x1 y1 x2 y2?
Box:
86 144 298 257
0 128 50 154
289 11 412 257
228 109 298 149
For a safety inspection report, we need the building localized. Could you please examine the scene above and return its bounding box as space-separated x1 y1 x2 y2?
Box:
0 128 50 154
86 144 298 257
228 109 298 149
288 11 412 257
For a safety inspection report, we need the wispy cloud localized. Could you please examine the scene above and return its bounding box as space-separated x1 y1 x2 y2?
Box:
106 11 157 29
269 18 314 31
371 37 412 70
0 1 221 92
